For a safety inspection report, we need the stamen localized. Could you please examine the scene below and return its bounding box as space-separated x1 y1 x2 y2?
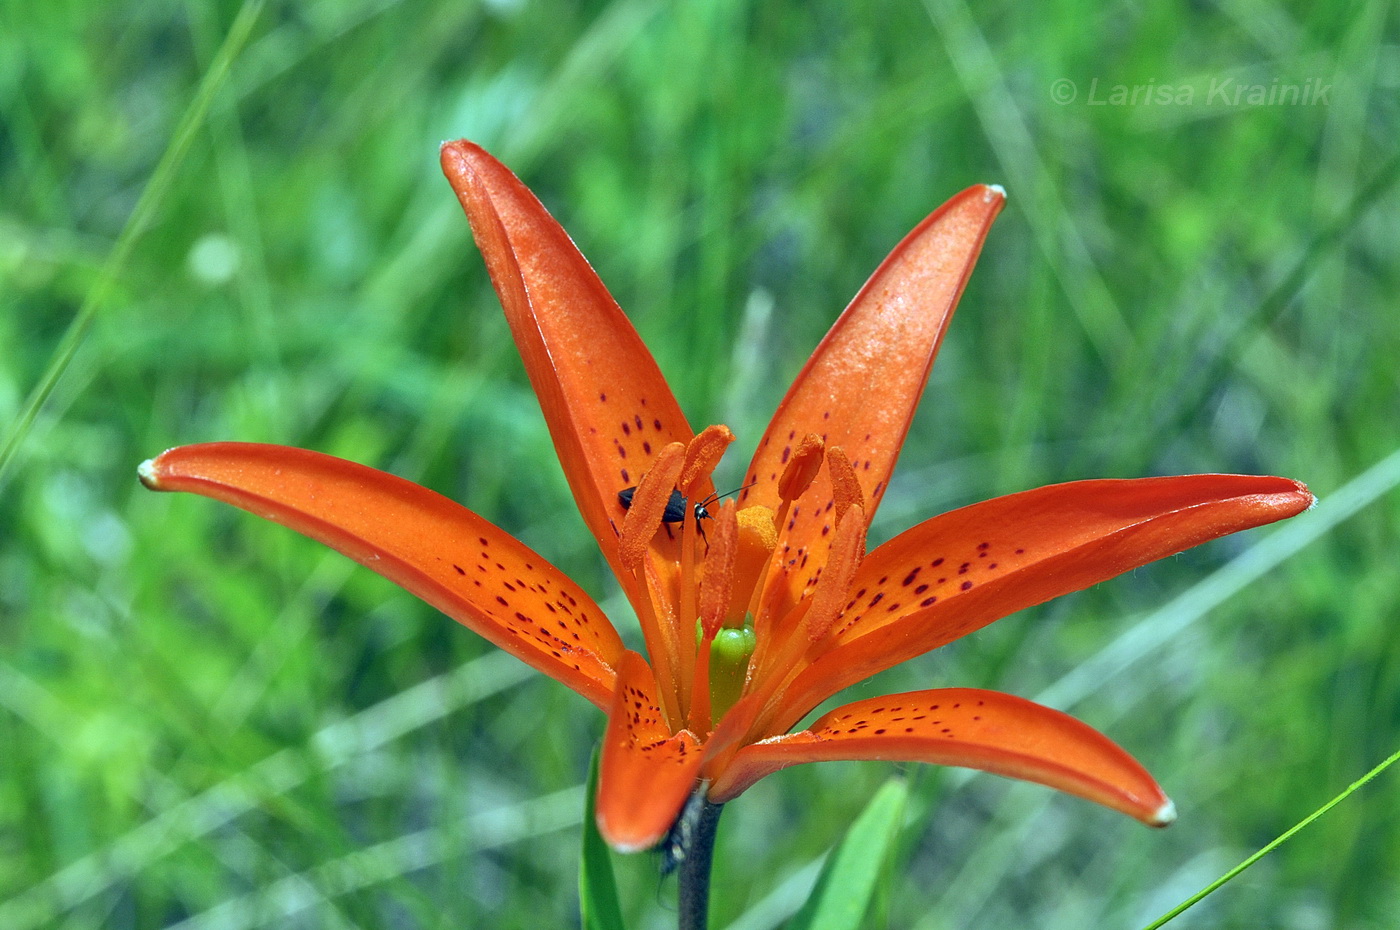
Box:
617 442 686 726
642 555 684 728
743 504 867 735
827 445 864 524
619 442 686 572
671 424 734 726
800 503 866 644
690 500 739 734
753 433 825 631
699 501 739 639
679 424 735 498
777 433 825 504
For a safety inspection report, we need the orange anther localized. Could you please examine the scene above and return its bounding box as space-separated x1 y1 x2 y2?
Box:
619 442 686 572
680 424 736 497
827 445 864 524
778 433 825 503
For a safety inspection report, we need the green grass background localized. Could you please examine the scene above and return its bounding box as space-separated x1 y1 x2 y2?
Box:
3 0 1398 927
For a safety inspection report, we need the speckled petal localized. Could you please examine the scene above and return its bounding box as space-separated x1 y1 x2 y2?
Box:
596 651 704 852
739 184 1004 611
711 688 1175 827
140 442 624 709
441 140 697 582
764 474 1313 733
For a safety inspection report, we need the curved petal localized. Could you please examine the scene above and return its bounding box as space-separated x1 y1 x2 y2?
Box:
764 475 1313 733
440 141 696 581
140 442 625 710
740 185 1004 609
710 688 1174 826
596 651 704 852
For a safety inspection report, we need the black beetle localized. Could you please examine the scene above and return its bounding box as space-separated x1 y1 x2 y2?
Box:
617 486 719 526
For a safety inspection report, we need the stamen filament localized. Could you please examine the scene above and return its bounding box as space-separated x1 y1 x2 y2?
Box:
742 504 867 740
641 558 684 728
619 442 687 727
690 501 739 734
675 502 700 722
690 628 714 734
745 434 825 670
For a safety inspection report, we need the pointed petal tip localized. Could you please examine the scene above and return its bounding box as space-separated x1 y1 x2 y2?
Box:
1298 480 1318 512
137 456 162 490
1269 476 1314 515
439 140 466 172
439 138 477 155
439 139 490 181
984 183 1007 203
1149 796 1177 828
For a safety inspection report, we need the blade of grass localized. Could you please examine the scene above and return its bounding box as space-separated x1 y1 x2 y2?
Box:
720 857 826 930
1141 744 1400 929
580 747 627 930
0 0 265 493
787 777 909 930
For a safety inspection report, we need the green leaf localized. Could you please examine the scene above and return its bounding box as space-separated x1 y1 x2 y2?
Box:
580 746 627 930
788 777 909 930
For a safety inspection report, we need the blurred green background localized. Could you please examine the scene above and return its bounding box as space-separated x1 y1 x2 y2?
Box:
2 0 1398 927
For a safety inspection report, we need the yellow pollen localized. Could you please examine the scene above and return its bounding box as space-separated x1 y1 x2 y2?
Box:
729 505 777 623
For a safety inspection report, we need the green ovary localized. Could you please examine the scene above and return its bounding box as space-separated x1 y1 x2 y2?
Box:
708 622 755 719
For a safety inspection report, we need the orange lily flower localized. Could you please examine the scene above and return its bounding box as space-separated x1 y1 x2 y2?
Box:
140 141 1313 858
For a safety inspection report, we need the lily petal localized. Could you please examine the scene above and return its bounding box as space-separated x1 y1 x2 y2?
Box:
440 141 697 582
740 185 1004 610
765 474 1313 733
597 651 705 852
139 442 625 709
710 688 1175 826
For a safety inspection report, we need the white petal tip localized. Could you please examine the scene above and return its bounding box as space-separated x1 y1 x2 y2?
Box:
597 828 655 855
1149 797 1177 827
137 458 161 490
594 814 659 854
985 184 1007 202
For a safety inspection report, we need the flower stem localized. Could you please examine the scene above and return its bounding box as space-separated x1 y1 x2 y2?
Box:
677 800 725 930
